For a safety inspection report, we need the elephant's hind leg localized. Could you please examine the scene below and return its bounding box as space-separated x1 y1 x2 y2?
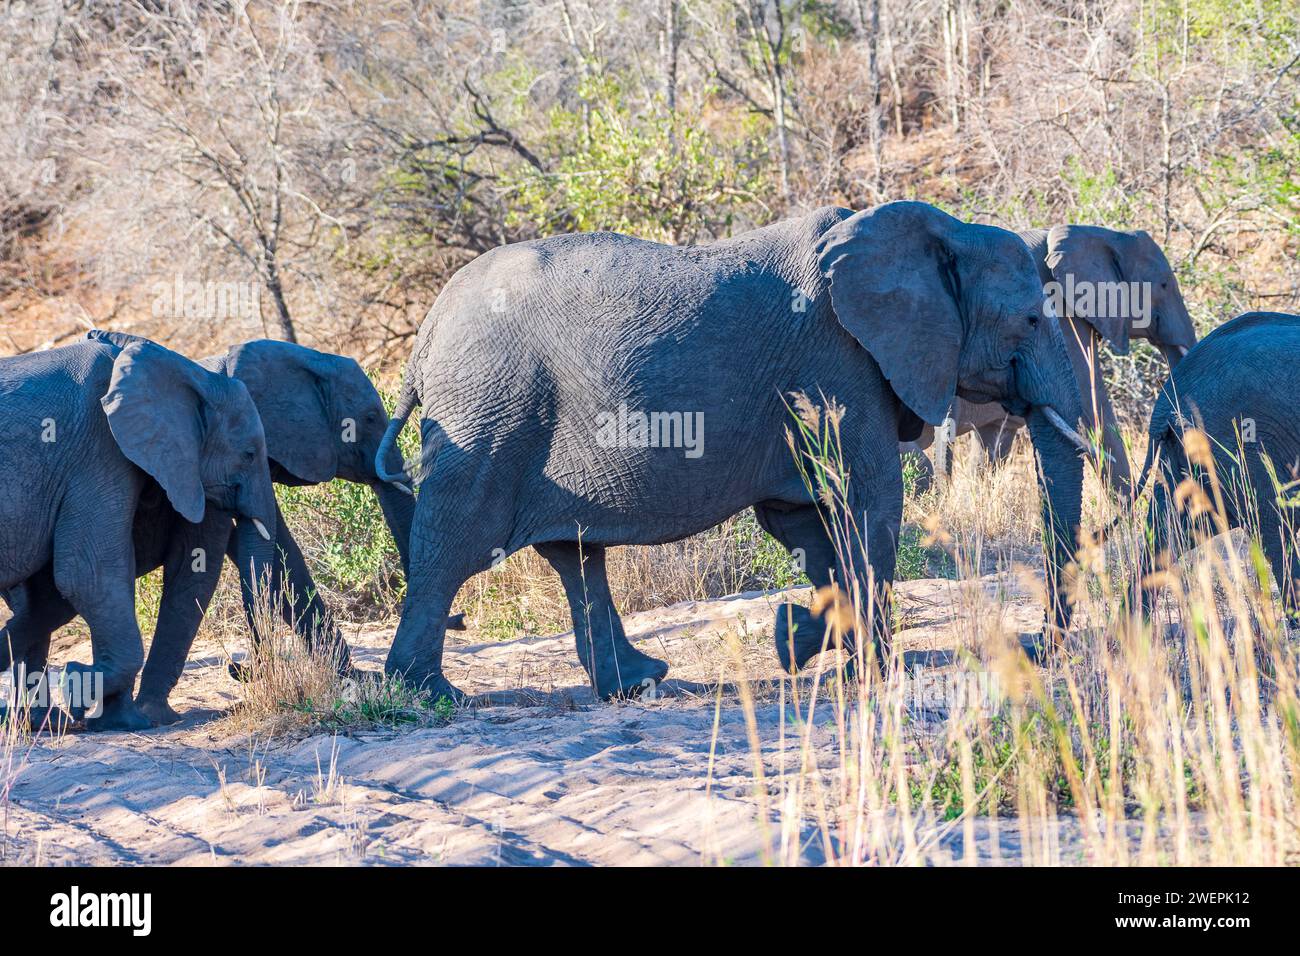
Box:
975 421 1017 465
384 459 503 703
0 567 77 729
52 526 149 731
536 541 668 699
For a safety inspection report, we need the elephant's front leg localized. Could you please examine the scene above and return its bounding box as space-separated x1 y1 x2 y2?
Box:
762 458 902 677
852 473 901 671
536 542 668 699
136 512 232 726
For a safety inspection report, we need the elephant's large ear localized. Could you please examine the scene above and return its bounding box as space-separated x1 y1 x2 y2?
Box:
100 340 209 524
1045 225 1129 354
223 340 338 484
816 201 967 426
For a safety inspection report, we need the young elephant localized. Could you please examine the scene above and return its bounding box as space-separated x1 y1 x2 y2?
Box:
376 201 1088 702
1136 311 1300 617
906 225 1197 496
3 333 435 726
0 335 278 730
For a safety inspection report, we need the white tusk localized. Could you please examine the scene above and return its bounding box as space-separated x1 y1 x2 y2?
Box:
253 518 272 541
1041 406 1092 457
1176 345 1189 357
391 480 414 496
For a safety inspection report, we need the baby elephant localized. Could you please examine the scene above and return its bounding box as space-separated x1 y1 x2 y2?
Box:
4 333 452 727
0 335 278 730
1136 311 1300 618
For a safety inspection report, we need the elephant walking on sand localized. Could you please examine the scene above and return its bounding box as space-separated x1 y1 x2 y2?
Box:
0 335 279 730
376 201 1089 701
905 225 1196 496
3 333 437 726
1136 312 1300 618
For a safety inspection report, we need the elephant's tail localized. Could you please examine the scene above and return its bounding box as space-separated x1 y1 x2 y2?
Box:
375 371 422 495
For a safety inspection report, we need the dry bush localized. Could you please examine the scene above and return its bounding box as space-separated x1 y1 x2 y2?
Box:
213 581 454 737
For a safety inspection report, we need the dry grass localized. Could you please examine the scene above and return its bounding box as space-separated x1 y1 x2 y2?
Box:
213 581 454 738
717 410 1300 866
1 679 69 864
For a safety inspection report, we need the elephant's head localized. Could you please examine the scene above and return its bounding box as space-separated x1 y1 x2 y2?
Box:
1044 225 1196 367
93 333 279 608
816 201 1085 628
218 340 414 575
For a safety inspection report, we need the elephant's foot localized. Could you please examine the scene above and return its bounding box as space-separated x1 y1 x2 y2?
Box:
136 694 184 727
228 659 253 683
774 602 829 673
421 672 467 708
63 662 150 732
773 603 869 675
589 643 669 701
85 697 151 732
382 659 467 708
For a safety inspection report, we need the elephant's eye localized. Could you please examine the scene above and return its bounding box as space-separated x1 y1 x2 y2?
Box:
1027 313 1040 328
243 448 257 463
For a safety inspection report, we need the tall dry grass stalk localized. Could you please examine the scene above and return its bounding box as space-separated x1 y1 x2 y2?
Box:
722 413 1300 866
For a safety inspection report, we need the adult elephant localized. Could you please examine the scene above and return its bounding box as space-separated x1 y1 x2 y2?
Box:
375 201 1088 701
0 335 278 730
2 333 436 727
1136 312 1300 618
905 225 1196 496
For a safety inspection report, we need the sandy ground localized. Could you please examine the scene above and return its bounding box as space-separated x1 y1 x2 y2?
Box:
2 573 1085 867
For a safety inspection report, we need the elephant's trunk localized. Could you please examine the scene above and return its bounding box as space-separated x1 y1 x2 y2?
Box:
373 479 415 578
1012 314 1086 631
234 473 279 631
1025 407 1084 630
234 515 279 632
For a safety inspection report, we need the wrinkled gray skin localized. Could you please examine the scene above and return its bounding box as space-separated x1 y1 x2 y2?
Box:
1137 312 1300 618
2 334 425 727
0 336 278 730
904 226 1196 496
376 201 1086 701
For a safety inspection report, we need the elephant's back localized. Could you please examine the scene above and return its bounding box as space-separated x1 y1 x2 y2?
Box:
1151 311 1300 453
0 341 118 428
409 227 818 442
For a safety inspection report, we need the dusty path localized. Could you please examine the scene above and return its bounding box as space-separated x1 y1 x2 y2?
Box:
3 575 1058 866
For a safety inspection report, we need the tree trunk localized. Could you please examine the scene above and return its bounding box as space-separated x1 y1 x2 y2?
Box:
660 0 679 114
262 257 297 343
863 0 884 198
